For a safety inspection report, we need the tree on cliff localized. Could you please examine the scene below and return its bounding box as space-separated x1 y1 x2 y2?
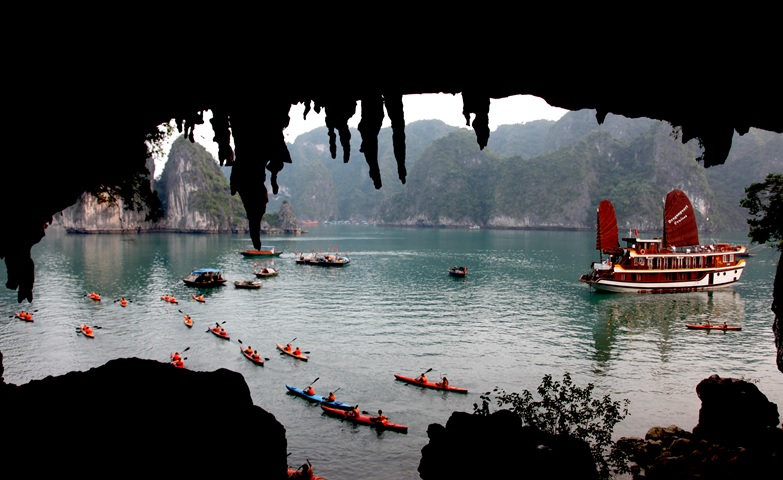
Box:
740 172 783 373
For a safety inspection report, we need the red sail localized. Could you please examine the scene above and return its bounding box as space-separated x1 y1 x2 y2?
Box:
596 200 619 251
663 189 700 247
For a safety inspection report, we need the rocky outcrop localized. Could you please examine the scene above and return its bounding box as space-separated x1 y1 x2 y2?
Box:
0 354 289 478
617 375 783 479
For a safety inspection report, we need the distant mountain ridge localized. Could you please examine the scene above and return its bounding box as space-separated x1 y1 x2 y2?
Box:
59 110 782 234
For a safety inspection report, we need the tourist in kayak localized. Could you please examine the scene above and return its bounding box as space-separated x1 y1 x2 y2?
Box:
294 346 302 356
325 392 336 402
305 384 315 396
371 409 388 425
290 459 314 479
284 343 292 352
438 376 449 388
244 345 253 356
347 405 360 418
251 350 261 361
416 372 428 383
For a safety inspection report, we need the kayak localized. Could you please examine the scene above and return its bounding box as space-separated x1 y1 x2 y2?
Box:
393 374 468 393
161 295 179 304
191 294 205 303
79 325 95 338
87 292 101 301
170 353 185 369
285 384 352 410
208 325 230 340
241 346 265 366
183 314 193 328
15 312 33 322
276 343 308 361
320 405 408 433
287 467 327 480
686 323 742 331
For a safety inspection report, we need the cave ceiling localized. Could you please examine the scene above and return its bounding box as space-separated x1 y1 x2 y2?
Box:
3 49 781 303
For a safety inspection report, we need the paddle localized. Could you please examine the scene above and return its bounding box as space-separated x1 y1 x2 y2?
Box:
308 377 320 387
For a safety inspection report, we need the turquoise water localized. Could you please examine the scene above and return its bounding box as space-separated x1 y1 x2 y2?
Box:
1 225 781 479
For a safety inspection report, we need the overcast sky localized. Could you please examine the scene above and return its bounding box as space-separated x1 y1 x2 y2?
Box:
155 93 568 173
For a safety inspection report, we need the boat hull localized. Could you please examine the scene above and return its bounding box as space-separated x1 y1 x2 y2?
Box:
581 264 745 293
276 343 308 361
320 405 408 433
685 324 742 331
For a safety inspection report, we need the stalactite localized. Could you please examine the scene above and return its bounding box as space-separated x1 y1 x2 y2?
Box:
384 92 407 184
358 94 384 189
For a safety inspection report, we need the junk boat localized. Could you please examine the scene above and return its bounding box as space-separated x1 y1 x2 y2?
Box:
579 189 746 293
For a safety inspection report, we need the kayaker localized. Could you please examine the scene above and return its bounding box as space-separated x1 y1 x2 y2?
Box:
294 347 302 356
371 409 388 425
440 376 449 388
244 346 253 355
219 328 227 336
347 405 360 418
285 343 292 352
172 352 181 361
291 460 314 479
305 385 315 396
252 350 261 360
325 392 336 402
416 372 428 383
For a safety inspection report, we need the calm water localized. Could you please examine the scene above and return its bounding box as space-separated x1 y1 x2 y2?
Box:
1 225 781 479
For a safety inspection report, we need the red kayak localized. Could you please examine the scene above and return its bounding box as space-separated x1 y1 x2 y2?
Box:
240 346 264 366
79 324 95 338
170 353 185 369
685 323 742 331
320 405 408 433
191 293 206 303
208 325 230 340
183 314 193 328
393 374 468 393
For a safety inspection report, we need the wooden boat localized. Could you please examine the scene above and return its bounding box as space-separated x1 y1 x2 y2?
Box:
448 266 468 277
234 280 262 289
579 190 747 293
240 246 283 257
295 251 350 267
254 266 279 278
685 323 742 331
182 268 227 288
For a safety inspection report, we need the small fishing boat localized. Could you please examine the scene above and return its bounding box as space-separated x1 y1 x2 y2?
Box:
448 266 468 277
240 246 283 257
295 251 350 266
579 189 747 293
254 265 279 278
685 323 742 331
182 268 227 288
234 280 263 289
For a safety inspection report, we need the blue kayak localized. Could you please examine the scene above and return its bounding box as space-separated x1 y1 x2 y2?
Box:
285 384 353 410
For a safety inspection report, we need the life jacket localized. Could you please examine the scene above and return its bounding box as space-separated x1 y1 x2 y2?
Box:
305 387 314 395
294 348 301 355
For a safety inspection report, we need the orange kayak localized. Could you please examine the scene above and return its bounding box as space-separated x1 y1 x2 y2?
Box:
161 295 179 304
183 314 193 328
79 325 95 338
87 292 101 301
276 343 308 361
240 346 265 366
393 374 468 393
191 294 205 303
685 323 742 331
15 312 33 322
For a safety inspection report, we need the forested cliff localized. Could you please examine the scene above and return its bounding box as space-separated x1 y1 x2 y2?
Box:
59 110 782 234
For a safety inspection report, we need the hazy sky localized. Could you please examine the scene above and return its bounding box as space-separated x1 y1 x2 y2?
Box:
156 93 568 173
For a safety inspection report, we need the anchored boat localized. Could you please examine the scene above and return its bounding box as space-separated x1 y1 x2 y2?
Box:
579 189 746 293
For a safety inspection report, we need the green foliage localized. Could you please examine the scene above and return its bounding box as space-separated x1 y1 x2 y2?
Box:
473 372 631 480
740 172 783 252
263 212 280 227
